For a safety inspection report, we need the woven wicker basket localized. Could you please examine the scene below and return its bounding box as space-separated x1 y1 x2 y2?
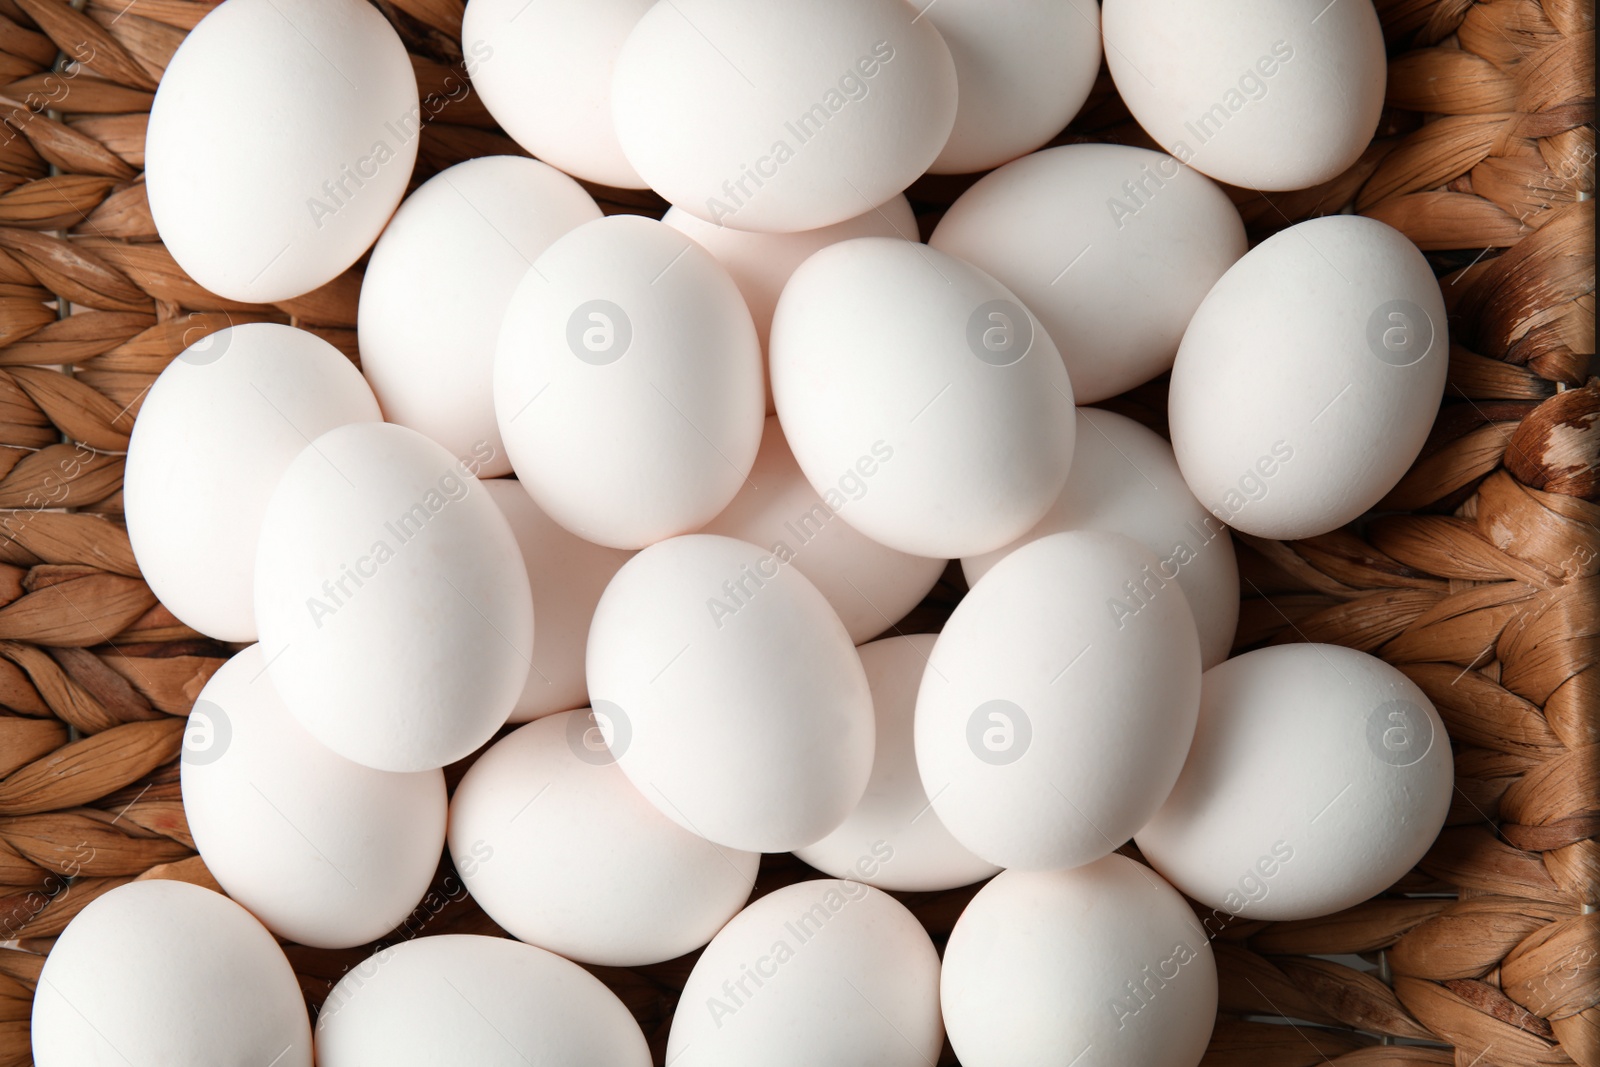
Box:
0 0 1593 1063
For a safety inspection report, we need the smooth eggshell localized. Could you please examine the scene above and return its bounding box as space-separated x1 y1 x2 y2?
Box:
924 0 1101 174
586 534 874 852
180 645 446 949
795 635 1000 891
963 407 1239 669
124 323 382 642
1168 215 1448 540
612 0 956 232
254 422 532 772
145 0 418 302
494 214 764 549
484 479 632 721
32 880 311 1067
315 934 650 1066
942 856 1217 1067
449 711 758 966
917 531 1202 870
462 0 652 188
770 238 1077 558
667 879 943 1067
700 417 945 644
358 156 601 477
1101 0 1386 190
929 144 1247 402
663 195 918 413
1136 643 1453 921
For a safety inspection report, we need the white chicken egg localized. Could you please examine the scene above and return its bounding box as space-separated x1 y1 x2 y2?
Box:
254 422 532 772
963 407 1240 669
145 0 418 302
180 645 447 949
770 238 1077 558
586 534 874 852
124 323 381 643
699 417 945 644
315 934 651 1066
1101 0 1386 190
358 156 601 477
462 0 653 188
32 880 311 1067
922 0 1102 174
794 634 1000 891
1136 643 1453 921
917 531 1202 870
611 0 956 232
493 214 764 549
662 195 918 414
448 710 758 966
1168 215 1448 540
483 479 632 722
667 879 943 1067
929 144 1247 402
942 856 1217 1067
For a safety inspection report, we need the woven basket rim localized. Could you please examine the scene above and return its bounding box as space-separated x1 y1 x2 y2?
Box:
0 0 1593 1064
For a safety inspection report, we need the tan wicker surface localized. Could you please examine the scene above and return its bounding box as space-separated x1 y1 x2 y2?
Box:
0 0 1592 1063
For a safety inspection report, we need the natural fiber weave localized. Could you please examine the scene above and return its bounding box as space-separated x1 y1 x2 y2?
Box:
0 0 1591 1063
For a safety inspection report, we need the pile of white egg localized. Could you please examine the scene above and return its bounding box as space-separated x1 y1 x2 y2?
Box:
31 0 1458 1064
